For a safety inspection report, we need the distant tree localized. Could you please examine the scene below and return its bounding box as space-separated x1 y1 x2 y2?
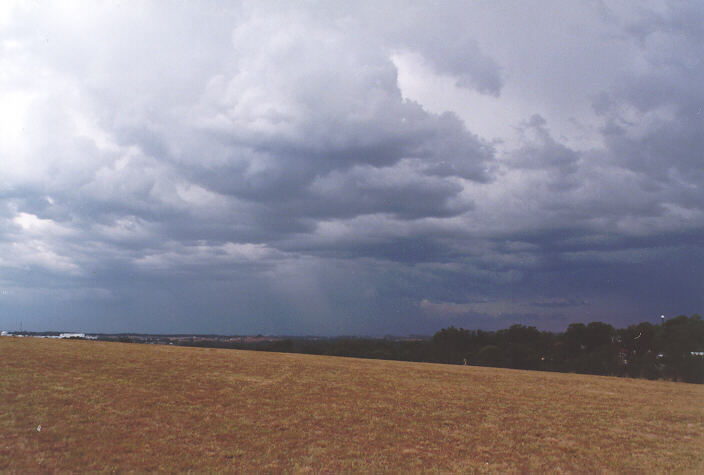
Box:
431 326 474 364
506 343 540 370
398 340 429 362
270 339 294 353
564 323 588 359
661 315 704 381
503 324 542 345
500 324 543 370
584 322 615 351
618 322 660 378
679 355 704 384
475 345 506 367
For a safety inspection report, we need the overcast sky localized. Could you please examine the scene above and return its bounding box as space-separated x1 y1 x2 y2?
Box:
1 1 702 335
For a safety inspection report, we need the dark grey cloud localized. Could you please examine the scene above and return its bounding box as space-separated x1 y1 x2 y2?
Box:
0 1 701 335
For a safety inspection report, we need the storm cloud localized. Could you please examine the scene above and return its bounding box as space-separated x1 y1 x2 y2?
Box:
0 1 702 335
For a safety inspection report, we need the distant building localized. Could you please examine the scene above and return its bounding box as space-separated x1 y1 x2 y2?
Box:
59 333 85 339
0 331 8 336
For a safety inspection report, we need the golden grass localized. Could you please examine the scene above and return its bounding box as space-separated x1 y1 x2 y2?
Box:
1 337 702 473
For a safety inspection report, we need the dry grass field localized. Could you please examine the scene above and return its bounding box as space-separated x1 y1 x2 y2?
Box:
1 337 702 473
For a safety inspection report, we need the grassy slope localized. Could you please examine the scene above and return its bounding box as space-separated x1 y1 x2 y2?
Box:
1 337 702 473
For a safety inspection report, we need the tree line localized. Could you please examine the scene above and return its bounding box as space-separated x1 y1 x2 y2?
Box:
425 315 704 383
180 314 704 383
102 314 704 383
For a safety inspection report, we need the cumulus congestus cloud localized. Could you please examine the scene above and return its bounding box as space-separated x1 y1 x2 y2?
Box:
0 1 701 334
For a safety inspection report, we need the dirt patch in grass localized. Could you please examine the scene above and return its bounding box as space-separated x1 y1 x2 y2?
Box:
1 337 703 472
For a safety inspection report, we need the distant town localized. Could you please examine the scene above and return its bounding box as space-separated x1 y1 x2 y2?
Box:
0 330 427 347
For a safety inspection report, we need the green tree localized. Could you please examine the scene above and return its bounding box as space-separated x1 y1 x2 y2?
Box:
475 345 506 367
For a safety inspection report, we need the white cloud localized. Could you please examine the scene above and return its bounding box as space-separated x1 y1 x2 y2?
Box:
13 212 72 236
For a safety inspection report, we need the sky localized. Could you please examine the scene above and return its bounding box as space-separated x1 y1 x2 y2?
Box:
0 0 702 335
